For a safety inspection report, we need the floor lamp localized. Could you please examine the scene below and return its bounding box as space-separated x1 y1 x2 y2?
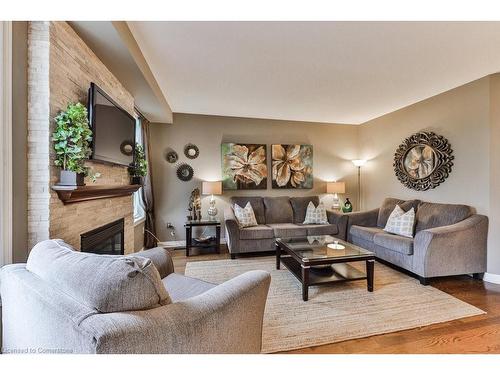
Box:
352 160 366 211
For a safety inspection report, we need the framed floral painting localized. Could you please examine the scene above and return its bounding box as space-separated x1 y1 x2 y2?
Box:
221 143 268 190
272 144 313 189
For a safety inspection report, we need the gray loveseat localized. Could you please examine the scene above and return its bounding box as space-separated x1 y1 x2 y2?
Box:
224 196 347 258
0 240 271 354
347 198 488 284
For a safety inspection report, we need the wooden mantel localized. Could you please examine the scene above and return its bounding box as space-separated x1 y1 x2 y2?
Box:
52 184 141 205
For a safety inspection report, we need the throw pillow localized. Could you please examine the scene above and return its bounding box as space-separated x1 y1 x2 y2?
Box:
233 202 258 228
383 205 415 238
303 201 329 224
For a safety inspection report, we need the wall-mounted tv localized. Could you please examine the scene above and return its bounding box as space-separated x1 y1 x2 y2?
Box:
88 82 136 166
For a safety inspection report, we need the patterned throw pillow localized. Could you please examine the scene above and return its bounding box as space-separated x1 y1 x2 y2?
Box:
303 201 329 225
233 202 258 228
383 205 415 238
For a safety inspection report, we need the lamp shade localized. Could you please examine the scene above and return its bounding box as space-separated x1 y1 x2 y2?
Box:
326 181 345 194
352 159 367 167
202 181 222 195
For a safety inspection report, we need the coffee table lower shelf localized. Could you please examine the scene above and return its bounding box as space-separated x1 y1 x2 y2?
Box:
279 256 374 301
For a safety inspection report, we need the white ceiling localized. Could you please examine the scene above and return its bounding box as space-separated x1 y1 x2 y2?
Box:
128 21 500 124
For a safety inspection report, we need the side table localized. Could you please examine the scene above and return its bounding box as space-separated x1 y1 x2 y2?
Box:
184 219 221 257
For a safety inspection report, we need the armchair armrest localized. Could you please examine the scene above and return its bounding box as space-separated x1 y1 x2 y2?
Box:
326 209 348 240
134 247 174 278
413 215 488 277
345 208 380 242
81 270 271 354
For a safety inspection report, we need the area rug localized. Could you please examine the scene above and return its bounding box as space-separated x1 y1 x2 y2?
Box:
185 257 485 353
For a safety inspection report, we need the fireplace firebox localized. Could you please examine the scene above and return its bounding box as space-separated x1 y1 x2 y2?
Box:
81 218 124 255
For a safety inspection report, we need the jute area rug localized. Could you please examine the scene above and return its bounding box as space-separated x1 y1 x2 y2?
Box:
185 257 484 353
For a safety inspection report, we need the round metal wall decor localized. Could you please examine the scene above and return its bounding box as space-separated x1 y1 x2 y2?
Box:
165 150 178 163
120 140 134 156
393 131 454 191
184 143 199 159
176 163 194 181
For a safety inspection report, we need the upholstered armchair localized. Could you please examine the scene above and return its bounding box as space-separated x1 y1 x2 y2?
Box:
0 241 271 354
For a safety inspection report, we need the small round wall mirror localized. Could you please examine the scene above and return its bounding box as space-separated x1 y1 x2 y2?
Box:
120 141 134 156
176 163 194 181
184 143 199 159
166 150 178 163
394 131 454 191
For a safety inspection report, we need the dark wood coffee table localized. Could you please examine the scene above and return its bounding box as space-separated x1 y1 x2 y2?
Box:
276 235 375 301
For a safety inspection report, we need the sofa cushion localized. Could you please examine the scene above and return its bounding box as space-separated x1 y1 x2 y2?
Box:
239 225 275 240
290 196 320 223
230 197 266 224
350 225 385 242
415 202 474 232
373 232 414 255
263 196 294 223
267 223 307 238
162 273 215 302
377 198 421 228
300 223 339 236
26 239 171 313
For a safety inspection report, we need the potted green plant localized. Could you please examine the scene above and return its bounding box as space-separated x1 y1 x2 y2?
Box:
128 143 147 185
52 102 93 186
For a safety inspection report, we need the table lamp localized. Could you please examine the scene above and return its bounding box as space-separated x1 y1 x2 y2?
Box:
326 181 346 210
202 181 222 220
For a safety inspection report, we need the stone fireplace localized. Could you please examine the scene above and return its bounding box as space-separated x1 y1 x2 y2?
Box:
27 21 137 254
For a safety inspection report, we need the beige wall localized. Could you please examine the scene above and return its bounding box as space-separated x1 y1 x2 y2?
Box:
358 77 496 273
150 113 359 241
488 74 500 277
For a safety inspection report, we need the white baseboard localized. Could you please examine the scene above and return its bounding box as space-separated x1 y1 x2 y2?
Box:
159 238 227 248
483 272 500 285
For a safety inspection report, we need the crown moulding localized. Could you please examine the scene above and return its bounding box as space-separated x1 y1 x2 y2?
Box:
51 184 141 205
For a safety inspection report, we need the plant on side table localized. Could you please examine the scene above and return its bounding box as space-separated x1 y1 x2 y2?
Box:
53 102 96 186
128 143 148 185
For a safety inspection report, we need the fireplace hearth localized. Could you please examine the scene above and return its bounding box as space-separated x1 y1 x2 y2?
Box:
81 218 124 255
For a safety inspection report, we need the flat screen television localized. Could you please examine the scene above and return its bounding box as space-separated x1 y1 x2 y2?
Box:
88 82 136 166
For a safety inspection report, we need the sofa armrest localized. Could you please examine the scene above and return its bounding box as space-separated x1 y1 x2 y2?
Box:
326 210 348 240
413 214 488 277
81 270 271 354
345 208 380 242
224 206 240 252
134 247 174 278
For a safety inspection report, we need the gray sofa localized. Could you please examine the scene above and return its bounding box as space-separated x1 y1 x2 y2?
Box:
0 240 271 354
347 198 488 284
224 196 348 258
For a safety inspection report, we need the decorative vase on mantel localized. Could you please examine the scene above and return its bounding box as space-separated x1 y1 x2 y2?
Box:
58 170 85 187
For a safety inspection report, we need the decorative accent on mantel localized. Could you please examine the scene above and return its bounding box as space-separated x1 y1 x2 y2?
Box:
52 184 141 205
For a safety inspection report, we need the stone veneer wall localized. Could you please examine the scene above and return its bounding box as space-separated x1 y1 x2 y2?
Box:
28 21 136 253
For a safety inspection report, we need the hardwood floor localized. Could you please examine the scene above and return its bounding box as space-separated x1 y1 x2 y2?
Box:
167 245 500 354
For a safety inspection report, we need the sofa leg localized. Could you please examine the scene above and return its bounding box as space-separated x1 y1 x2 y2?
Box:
473 273 484 280
419 276 429 286
230 254 236 260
